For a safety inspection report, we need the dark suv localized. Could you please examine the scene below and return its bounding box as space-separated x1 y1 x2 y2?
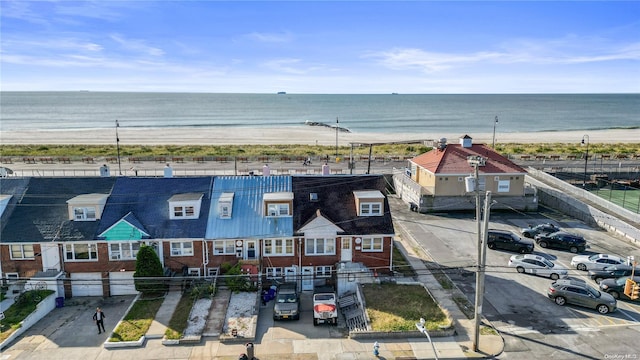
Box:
535 231 586 253
589 265 640 284
487 229 534 253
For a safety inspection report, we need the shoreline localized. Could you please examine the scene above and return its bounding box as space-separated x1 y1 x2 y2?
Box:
1 127 639 145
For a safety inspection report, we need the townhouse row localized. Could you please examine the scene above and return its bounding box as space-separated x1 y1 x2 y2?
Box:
0 174 395 298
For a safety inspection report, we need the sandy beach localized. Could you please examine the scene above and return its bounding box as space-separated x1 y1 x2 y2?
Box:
1 127 639 146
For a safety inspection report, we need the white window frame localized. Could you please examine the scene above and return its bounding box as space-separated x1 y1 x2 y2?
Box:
10 244 35 260
73 206 96 221
360 202 382 216
65 243 98 261
173 205 196 218
109 242 141 260
305 238 336 256
220 204 231 218
266 203 290 217
213 240 236 255
170 241 194 256
361 237 384 252
263 238 294 256
315 266 332 278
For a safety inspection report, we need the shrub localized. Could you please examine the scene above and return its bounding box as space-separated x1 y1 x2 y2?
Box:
134 245 165 294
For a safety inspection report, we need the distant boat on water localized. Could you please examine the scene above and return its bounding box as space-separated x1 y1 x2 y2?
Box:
277 91 287 95
304 120 351 133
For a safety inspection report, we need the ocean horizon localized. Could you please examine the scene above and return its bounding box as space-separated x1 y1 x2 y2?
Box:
1 92 638 135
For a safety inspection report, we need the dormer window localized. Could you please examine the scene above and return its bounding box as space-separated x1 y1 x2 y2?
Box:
67 193 108 222
263 191 293 217
218 192 234 219
168 193 203 220
353 190 384 217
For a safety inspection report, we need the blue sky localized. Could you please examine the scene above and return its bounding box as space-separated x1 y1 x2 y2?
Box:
1 1 639 94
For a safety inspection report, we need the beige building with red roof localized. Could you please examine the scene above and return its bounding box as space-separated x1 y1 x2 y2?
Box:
394 135 538 212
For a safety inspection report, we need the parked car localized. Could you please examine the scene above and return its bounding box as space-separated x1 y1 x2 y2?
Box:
547 278 617 314
599 275 640 300
508 254 568 280
273 283 300 321
535 231 587 253
521 223 559 238
487 229 534 253
589 265 640 284
570 253 627 271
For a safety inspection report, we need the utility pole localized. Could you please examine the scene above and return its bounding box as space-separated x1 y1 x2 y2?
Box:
476 191 493 352
466 155 486 353
115 120 122 175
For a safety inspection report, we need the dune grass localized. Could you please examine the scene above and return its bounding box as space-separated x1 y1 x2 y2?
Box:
1 142 638 159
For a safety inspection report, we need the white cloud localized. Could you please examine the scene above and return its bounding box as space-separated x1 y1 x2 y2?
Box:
245 31 293 43
110 34 165 57
261 58 324 75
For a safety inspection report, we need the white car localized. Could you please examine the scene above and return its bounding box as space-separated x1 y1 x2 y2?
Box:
570 253 627 271
508 254 568 280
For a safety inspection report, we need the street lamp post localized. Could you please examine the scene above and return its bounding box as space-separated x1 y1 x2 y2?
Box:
335 117 339 161
115 120 122 175
492 116 498 149
582 134 589 188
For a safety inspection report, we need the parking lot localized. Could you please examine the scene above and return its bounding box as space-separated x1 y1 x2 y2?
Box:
391 196 640 359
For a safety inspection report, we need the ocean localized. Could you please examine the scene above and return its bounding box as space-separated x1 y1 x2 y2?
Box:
0 92 638 135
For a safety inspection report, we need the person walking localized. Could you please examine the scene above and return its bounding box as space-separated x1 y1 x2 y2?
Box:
93 307 106 334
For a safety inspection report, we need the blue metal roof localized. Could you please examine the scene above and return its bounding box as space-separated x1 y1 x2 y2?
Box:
207 176 293 239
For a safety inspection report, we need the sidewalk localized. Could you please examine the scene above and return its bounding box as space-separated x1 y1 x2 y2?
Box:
390 196 504 358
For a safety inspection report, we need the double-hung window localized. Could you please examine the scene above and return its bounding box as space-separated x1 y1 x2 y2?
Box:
10 244 35 260
109 242 141 260
73 207 96 221
213 240 235 255
263 239 294 256
360 202 382 216
170 241 194 256
267 203 289 217
65 243 98 261
361 237 383 252
305 238 336 255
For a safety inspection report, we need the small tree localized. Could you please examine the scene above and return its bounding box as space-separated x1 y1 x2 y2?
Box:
134 245 165 294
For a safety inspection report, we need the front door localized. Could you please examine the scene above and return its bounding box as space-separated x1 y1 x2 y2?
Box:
41 243 61 271
301 266 314 291
245 240 257 260
144 241 163 266
341 237 352 262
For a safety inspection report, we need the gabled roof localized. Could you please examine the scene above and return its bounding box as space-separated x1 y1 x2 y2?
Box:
207 175 293 239
1 177 116 243
97 177 213 239
410 142 526 175
98 211 150 239
292 175 394 236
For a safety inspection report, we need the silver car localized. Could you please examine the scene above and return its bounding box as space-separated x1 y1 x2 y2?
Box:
570 253 627 271
547 278 617 314
508 254 568 280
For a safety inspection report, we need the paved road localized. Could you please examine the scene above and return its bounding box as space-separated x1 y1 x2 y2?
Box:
391 196 640 360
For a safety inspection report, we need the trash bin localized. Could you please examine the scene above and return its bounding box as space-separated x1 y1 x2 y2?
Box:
55 297 64 308
245 342 254 359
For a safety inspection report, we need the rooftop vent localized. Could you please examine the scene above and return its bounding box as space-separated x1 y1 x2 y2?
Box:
310 193 318 201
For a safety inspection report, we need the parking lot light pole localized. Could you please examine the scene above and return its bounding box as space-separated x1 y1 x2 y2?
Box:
582 134 589 188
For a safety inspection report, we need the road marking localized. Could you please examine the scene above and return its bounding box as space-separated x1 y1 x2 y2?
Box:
616 308 640 322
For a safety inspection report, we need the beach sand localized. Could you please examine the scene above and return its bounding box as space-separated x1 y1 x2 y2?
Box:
0 127 638 146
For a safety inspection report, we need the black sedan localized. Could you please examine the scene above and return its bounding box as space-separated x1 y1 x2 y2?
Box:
521 223 559 238
534 231 586 253
599 275 640 300
589 265 640 284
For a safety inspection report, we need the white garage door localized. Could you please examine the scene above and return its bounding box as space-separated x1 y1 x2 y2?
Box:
109 271 138 296
70 272 103 297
